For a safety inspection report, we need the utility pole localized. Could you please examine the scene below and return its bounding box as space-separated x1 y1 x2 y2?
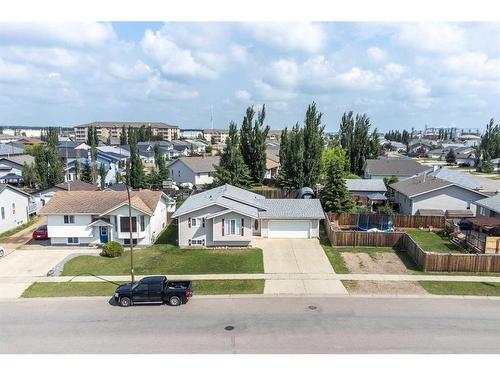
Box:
125 180 135 284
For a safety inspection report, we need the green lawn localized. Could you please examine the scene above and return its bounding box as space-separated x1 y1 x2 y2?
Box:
319 229 349 273
406 230 462 253
62 225 264 276
419 281 500 296
21 280 264 298
0 216 39 239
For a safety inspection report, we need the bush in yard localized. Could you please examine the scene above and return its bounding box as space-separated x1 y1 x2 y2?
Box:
100 241 124 258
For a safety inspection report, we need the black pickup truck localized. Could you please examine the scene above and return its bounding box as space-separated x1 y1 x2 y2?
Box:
114 276 192 307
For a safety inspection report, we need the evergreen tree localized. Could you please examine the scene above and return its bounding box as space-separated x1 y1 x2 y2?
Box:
240 105 270 183
99 163 106 189
32 127 65 189
320 161 354 212
21 163 36 188
445 148 457 164
153 144 168 182
128 128 145 188
120 125 127 145
277 123 305 190
81 162 92 183
302 102 324 188
74 159 81 180
212 122 251 188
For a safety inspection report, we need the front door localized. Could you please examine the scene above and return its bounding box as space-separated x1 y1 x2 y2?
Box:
99 226 109 243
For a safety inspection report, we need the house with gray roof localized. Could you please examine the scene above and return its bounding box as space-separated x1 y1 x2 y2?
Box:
390 174 489 215
428 166 500 194
168 156 220 187
363 158 432 180
172 184 325 246
345 179 387 197
476 195 500 218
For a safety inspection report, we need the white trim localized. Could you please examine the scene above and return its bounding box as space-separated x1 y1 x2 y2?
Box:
172 202 259 219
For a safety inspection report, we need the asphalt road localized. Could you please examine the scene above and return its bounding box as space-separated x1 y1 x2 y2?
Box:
1 296 500 353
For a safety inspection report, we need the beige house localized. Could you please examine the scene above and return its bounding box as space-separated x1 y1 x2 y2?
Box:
74 122 180 142
172 184 324 247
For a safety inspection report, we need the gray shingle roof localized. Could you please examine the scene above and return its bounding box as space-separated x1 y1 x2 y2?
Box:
390 175 453 197
365 158 431 177
429 167 500 193
170 156 220 173
0 154 34 166
258 199 325 219
476 195 500 214
345 179 387 192
172 184 324 220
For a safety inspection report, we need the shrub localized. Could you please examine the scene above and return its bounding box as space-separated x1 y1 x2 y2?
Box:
100 241 124 258
376 204 394 215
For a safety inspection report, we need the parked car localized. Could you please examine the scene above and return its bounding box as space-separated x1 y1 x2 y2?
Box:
32 225 49 240
114 275 192 307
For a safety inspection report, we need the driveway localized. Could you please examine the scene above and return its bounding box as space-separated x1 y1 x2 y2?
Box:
251 238 347 295
0 216 47 256
0 248 100 299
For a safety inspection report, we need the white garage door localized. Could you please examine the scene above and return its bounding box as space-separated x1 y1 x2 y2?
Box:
268 220 311 239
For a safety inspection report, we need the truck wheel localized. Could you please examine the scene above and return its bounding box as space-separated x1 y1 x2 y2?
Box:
120 297 132 307
169 296 181 306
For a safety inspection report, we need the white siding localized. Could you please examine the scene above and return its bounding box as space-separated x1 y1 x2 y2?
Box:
0 188 30 233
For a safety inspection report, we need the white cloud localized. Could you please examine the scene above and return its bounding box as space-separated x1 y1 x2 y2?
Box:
444 52 500 79
0 58 32 82
254 79 297 101
0 47 79 68
108 60 153 81
334 67 384 91
395 23 465 53
265 59 299 87
235 90 252 102
398 78 435 108
244 22 325 53
141 29 217 79
385 63 405 78
367 47 386 62
0 23 115 48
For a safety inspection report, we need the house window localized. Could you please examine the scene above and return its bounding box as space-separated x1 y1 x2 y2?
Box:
466 199 472 210
1 207 4 220
120 217 137 232
227 219 240 236
254 220 259 230
64 215 75 224
178 170 181 177
140 215 145 231
12 203 15 215
124 238 138 245
191 239 204 245
191 218 201 227
67 237 79 244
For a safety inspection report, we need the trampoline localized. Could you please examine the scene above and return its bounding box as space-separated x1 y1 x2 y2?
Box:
355 213 394 232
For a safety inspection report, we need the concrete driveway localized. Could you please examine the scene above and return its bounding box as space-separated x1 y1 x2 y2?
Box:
251 238 347 295
0 248 100 299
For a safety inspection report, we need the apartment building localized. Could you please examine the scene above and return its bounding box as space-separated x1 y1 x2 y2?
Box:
74 122 180 142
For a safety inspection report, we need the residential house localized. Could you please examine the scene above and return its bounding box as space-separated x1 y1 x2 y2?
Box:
476 194 500 218
180 129 204 139
0 184 31 233
40 189 175 246
390 174 489 215
34 181 99 206
408 142 431 157
428 166 500 195
363 158 432 180
0 143 24 157
172 184 324 247
168 156 220 187
0 155 35 186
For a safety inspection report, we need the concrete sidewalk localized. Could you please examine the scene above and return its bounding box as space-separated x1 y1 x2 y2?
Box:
5 272 500 283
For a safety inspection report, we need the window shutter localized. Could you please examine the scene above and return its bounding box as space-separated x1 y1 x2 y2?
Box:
222 219 225 236
188 239 192 246
202 218 205 227
188 217 191 228
202 239 205 246
241 218 244 236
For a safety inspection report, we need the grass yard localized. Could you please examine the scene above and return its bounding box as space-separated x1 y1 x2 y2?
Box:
62 225 264 276
0 216 39 239
319 229 349 273
419 281 500 296
406 230 462 253
21 280 264 298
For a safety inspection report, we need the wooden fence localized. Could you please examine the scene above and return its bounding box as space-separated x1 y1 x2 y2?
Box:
327 212 446 229
323 217 500 272
250 188 297 199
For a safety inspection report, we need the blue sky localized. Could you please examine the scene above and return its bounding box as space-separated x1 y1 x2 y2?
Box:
0 22 499 132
